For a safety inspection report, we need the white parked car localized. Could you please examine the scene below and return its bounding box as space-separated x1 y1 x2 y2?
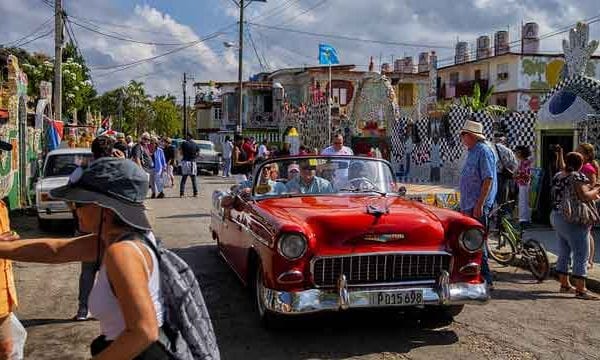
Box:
36 148 93 230
193 140 222 175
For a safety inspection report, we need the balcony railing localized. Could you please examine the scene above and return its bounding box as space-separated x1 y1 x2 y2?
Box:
247 111 277 129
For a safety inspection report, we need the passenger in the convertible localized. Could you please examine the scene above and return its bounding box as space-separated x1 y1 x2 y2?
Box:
286 160 334 194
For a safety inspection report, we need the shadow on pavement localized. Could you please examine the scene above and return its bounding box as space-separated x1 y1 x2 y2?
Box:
490 288 566 301
172 245 459 360
21 318 83 328
157 213 211 220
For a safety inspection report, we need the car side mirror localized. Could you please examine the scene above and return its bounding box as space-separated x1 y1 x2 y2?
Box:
398 186 407 197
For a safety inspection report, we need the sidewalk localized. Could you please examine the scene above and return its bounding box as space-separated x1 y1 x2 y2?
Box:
524 226 600 292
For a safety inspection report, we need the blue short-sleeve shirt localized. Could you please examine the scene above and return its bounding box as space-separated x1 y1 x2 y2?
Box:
459 141 498 212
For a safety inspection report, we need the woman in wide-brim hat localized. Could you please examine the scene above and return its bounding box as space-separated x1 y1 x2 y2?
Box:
0 158 171 359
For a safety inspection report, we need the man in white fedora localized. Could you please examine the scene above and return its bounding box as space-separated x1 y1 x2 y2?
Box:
459 118 497 289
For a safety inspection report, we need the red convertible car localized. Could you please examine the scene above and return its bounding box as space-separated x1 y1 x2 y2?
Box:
211 156 489 324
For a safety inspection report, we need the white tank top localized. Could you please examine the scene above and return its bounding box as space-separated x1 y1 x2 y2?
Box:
89 233 164 340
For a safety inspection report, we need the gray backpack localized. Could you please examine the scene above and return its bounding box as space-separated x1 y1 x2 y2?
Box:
126 233 221 360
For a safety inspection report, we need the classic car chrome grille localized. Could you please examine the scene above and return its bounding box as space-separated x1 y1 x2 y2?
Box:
312 253 451 287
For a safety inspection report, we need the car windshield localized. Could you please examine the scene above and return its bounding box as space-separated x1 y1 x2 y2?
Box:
198 143 213 151
252 156 395 198
44 153 93 177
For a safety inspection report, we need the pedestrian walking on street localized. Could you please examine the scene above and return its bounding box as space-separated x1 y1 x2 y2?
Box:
459 120 497 289
222 136 233 177
514 146 533 227
163 138 176 187
151 137 166 199
550 152 600 300
131 133 155 190
0 140 27 359
0 159 173 358
180 133 199 197
576 143 599 268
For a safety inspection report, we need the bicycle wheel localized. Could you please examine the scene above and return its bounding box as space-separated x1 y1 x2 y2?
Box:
523 239 550 282
486 231 517 265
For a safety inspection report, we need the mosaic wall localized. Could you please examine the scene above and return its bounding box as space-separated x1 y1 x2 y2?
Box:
349 74 400 136
389 106 537 186
279 103 331 151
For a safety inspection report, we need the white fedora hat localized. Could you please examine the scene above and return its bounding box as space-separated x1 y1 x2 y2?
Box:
460 120 486 140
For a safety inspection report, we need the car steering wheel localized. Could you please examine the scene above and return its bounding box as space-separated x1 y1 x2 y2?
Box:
349 177 378 190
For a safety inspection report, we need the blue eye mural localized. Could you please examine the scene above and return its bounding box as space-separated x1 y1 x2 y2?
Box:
538 22 600 129
539 77 600 128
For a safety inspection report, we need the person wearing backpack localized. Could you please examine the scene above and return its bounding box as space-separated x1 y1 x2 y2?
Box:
0 158 220 359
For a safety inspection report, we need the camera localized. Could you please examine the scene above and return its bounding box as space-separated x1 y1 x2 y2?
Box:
549 144 562 152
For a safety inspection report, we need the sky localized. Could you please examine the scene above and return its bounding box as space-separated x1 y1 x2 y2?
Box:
1 0 599 98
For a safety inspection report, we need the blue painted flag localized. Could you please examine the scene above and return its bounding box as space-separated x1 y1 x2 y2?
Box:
318 44 340 65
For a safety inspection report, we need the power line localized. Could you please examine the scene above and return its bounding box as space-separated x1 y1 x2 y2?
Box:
68 18 202 46
40 0 54 9
435 14 600 67
63 14 95 86
68 14 207 39
91 27 230 75
246 26 266 71
13 29 53 48
2 17 53 47
249 0 298 23
275 0 328 27
247 22 455 49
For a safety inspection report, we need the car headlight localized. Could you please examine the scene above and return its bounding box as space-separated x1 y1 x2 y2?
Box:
278 234 307 260
459 228 484 253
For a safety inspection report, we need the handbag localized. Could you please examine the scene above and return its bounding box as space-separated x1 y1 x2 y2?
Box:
561 173 600 225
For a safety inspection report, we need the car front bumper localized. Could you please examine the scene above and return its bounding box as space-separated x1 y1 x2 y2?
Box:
260 271 489 315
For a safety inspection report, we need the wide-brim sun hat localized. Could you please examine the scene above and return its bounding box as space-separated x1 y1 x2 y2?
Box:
460 120 486 140
50 157 151 230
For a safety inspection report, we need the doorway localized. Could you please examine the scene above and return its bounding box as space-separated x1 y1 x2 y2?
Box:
535 130 574 223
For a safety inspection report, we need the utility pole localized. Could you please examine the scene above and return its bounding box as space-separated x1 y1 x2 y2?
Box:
237 0 245 135
183 72 188 137
53 0 63 123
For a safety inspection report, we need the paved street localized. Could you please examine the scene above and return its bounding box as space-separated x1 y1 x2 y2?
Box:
11 176 600 360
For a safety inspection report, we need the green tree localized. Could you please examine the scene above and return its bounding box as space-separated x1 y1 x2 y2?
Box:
151 95 181 137
4 43 97 121
460 83 507 116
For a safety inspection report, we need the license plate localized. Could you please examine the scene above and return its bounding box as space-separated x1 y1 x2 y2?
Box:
369 290 424 306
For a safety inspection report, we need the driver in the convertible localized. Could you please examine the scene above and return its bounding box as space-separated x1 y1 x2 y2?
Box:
286 160 334 194
338 161 378 191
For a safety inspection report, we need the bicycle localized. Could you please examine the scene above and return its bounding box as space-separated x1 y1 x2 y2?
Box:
485 201 551 282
